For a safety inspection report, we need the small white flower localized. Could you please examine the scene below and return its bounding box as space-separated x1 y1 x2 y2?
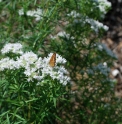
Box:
56 55 67 64
0 57 10 71
57 31 69 38
17 51 38 67
18 8 24 16
1 43 23 54
50 31 74 40
19 8 43 21
34 8 43 21
35 57 42 69
57 31 73 40
67 10 80 18
26 10 35 16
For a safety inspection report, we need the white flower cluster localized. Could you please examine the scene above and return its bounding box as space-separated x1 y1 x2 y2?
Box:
1 43 23 54
67 10 109 33
67 10 80 18
96 0 111 14
18 8 43 21
0 43 70 85
85 18 109 32
50 31 74 40
0 57 19 71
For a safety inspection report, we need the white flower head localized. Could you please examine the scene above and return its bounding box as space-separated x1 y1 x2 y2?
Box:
19 8 43 21
85 18 109 32
1 43 23 55
0 57 10 71
0 57 20 71
26 10 35 16
93 0 111 17
51 31 74 41
69 10 109 33
18 8 24 16
17 51 38 68
37 53 70 85
67 10 80 18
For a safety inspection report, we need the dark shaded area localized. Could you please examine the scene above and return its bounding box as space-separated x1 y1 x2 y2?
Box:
103 0 122 97
104 0 122 42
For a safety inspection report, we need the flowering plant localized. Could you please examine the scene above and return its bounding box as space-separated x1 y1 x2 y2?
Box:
0 43 70 123
0 0 122 124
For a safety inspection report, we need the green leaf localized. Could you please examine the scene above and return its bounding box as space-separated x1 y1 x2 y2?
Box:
53 98 56 108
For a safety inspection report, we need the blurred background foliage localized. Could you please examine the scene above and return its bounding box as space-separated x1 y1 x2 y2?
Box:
0 0 122 124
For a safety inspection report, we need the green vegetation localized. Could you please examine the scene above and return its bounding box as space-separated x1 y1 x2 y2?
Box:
0 0 122 124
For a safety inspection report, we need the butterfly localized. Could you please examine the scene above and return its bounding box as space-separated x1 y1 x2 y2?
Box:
49 53 56 67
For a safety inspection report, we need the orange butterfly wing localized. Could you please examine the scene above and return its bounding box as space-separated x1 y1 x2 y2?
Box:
49 53 56 67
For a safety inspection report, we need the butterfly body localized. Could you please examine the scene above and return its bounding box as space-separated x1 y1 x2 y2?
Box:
49 53 56 67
